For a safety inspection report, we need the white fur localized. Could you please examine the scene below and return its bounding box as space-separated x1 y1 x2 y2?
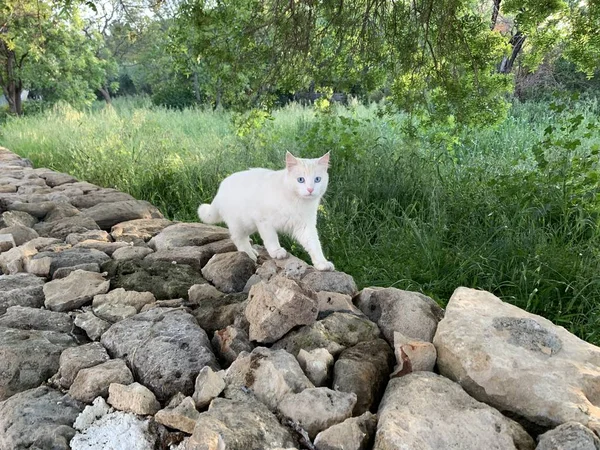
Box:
198 152 334 271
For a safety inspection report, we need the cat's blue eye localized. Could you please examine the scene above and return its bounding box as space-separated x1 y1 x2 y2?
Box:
297 177 305 183
315 176 322 183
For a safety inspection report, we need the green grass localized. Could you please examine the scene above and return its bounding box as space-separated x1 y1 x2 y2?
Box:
2 95 600 344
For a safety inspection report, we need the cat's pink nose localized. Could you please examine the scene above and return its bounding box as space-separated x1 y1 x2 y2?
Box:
307 187 314 194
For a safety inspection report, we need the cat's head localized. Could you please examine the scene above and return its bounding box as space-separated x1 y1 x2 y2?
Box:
284 151 330 199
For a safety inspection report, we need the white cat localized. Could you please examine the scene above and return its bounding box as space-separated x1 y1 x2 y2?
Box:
198 152 334 271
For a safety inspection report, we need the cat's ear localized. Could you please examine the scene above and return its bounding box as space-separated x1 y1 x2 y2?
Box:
318 152 330 168
286 151 299 170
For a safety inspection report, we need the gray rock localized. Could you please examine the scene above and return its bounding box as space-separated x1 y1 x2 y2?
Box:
536 422 600 450
83 199 164 230
224 347 313 411
107 382 161 415
102 259 206 300
374 372 534 450
317 291 363 315
70 190 135 209
297 348 334 387
155 395 200 434
193 366 226 408
0 386 83 450
52 263 101 279
35 214 101 239
43 270 110 312
392 331 437 376
356 287 444 344
301 270 358 296
55 342 111 389
40 171 77 187
31 247 110 277
146 241 237 271
0 273 45 315
148 222 229 250
0 224 38 246
74 311 111 340
273 312 381 357
0 306 73 333
0 234 15 252
74 240 130 256
6 200 56 219
112 245 154 261
92 288 155 322
0 241 37 274
1 210 37 228
44 203 81 223
0 326 76 400
245 275 319 343
314 412 377 450
110 218 174 243
211 326 254 367
191 292 248 334
278 387 357 439
101 308 219 402
188 396 297 450
188 283 225 303
202 251 256 293
65 230 111 245
69 358 134 403
434 287 600 435
333 338 394 415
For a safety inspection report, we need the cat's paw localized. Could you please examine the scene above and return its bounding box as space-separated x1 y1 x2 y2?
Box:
269 247 288 259
314 261 335 271
245 248 258 262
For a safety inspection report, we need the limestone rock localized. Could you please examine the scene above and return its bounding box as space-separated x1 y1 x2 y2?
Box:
434 287 600 433
301 270 358 296
31 247 110 277
108 382 161 415
92 288 155 322
188 396 297 450
155 395 200 434
146 240 237 271
356 287 444 343
110 218 174 243
392 331 437 376
1 210 37 228
74 311 111 341
374 372 535 450
0 386 83 450
278 387 357 439
0 326 76 400
333 338 394 415
0 224 38 246
0 234 15 252
246 275 319 343
101 308 219 402
40 171 77 187
0 241 38 274
224 347 314 410
317 291 363 315
0 306 73 333
65 230 111 245
148 223 229 250
83 199 163 230
193 366 226 408
112 245 154 261
69 359 134 403
314 412 377 450
192 292 248 334
43 203 81 223
0 273 45 315
6 200 56 219
52 262 100 279
536 422 600 450
43 270 110 312
212 326 254 367
297 348 334 387
273 312 381 357
74 239 130 256
189 283 225 303
69 189 135 209
202 251 257 293
55 342 111 389
36 214 101 240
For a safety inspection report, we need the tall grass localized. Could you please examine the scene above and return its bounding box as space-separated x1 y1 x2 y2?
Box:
2 95 600 344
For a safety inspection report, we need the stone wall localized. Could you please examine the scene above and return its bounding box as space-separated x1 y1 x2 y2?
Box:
0 146 598 450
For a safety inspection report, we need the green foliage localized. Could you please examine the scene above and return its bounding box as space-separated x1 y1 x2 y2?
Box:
151 80 197 109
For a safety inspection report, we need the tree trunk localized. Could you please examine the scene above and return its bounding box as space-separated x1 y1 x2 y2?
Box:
499 32 526 74
490 0 501 30
99 87 112 104
193 70 201 102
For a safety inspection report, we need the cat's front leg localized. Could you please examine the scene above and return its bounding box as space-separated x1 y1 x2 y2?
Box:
295 226 334 271
257 221 287 259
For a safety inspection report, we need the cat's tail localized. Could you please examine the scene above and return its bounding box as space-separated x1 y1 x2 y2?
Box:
198 203 222 224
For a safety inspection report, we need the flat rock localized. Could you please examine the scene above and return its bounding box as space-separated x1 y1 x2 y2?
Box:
224 347 313 411
155 395 200 434
301 270 358 296
69 190 135 209
44 203 81 223
356 287 444 344
145 243 237 271
148 222 229 250
245 275 318 343
297 348 334 387
92 288 155 322
536 422 600 450
44 270 110 312
31 247 110 277
107 382 161 415
35 214 101 239
273 312 381 357
333 338 394 415
1 210 37 228
55 342 111 389
40 171 77 187
278 387 357 439
392 331 437 376
314 411 377 450
0 224 38 246
188 396 297 450
434 287 600 434
110 218 174 243
101 308 219 402
83 199 163 230
74 311 111 340
65 230 111 245
0 273 45 315
317 291 363 315
69 358 134 403
191 292 248 334
202 251 256 293
212 326 254 367
6 200 56 219
0 306 73 333
102 259 206 300
74 239 130 256
112 246 154 261
374 372 535 450
52 262 101 279
0 326 76 400
0 386 83 450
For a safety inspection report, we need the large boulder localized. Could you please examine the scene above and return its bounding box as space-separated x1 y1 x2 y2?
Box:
356 287 444 344
0 386 83 450
434 287 600 434
374 372 535 450
101 308 219 402
202 251 257 293
301 270 358 296
0 306 73 333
